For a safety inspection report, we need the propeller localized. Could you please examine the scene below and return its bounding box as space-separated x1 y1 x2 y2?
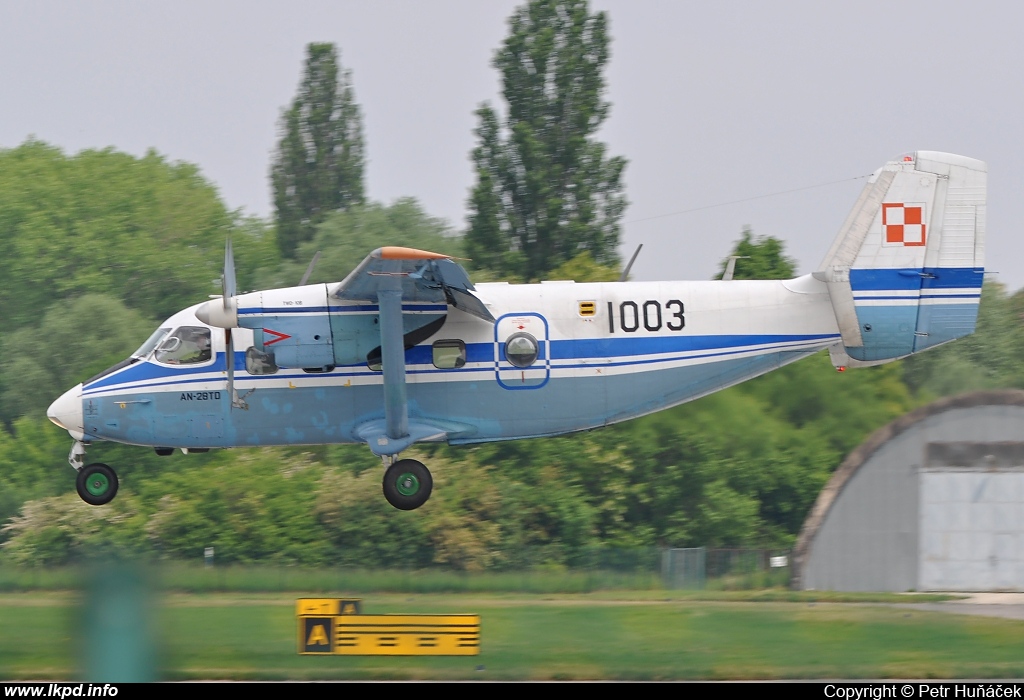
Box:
220 240 248 410
195 241 248 408
222 238 237 300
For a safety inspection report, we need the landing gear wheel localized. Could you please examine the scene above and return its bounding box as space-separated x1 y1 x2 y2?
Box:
383 459 433 511
76 463 119 506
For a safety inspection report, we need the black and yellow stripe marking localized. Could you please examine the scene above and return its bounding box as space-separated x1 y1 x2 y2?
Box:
334 615 480 655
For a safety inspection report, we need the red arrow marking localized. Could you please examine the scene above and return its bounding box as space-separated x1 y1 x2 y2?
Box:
263 328 292 346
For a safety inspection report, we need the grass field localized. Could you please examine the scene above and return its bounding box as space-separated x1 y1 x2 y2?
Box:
1 591 1022 680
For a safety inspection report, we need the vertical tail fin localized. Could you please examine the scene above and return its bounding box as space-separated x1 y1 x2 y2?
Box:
814 151 987 367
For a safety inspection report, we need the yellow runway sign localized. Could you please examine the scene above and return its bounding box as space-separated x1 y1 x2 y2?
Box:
297 598 480 656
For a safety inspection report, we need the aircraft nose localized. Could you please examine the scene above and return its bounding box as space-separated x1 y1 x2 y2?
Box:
47 383 85 439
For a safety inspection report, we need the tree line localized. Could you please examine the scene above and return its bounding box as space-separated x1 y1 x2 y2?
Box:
1 0 1022 568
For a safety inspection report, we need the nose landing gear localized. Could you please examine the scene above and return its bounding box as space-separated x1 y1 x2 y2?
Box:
76 463 119 506
67 440 119 506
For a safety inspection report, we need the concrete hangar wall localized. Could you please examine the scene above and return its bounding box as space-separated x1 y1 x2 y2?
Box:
793 390 1024 592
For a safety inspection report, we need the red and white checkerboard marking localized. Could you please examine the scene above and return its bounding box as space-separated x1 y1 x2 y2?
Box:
882 203 926 247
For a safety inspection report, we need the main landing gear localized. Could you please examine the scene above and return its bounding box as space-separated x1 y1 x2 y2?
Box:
68 441 119 506
382 458 433 511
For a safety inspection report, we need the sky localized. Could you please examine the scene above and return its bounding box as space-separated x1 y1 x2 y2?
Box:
2 1 1022 290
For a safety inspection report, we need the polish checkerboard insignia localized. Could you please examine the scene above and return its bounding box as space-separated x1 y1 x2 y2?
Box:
882 202 926 247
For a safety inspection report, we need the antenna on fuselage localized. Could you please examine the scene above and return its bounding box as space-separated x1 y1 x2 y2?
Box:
721 255 750 281
618 244 643 282
299 251 322 286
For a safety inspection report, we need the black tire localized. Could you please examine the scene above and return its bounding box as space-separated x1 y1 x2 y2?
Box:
382 459 433 510
76 463 119 506
154 447 174 456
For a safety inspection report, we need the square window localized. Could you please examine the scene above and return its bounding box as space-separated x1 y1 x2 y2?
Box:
432 339 466 369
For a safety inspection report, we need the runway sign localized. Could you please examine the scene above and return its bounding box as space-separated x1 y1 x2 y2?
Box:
296 598 480 655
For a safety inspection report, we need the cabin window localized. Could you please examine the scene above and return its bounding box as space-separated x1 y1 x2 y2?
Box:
245 347 278 375
504 332 539 368
432 339 466 369
154 326 212 365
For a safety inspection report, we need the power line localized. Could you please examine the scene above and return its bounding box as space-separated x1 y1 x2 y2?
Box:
624 173 873 225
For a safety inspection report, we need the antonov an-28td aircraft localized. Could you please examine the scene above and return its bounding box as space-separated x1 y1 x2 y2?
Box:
47 151 987 510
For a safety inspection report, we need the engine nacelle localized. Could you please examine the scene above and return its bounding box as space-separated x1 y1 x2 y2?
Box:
236 285 335 370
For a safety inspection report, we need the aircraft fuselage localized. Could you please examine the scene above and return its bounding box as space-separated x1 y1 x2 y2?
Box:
64 275 840 450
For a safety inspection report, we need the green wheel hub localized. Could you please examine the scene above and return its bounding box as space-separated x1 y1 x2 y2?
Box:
396 473 420 496
86 473 110 496
382 459 432 511
76 463 119 506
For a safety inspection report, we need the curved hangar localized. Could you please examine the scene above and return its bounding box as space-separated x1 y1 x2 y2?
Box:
794 390 1024 592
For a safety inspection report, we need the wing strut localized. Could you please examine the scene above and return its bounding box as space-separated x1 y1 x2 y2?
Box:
378 282 409 441
342 246 487 455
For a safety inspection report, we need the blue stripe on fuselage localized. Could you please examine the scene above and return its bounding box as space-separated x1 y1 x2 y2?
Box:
85 333 840 396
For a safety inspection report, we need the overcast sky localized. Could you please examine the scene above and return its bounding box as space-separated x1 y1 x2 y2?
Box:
2 1 1021 290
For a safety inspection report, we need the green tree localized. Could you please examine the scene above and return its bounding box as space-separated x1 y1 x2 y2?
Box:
254 198 460 289
902 280 1024 398
0 294 154 426
466 0 627 282
272 43 365 259
0 418 77 530
145 452 329 565
546 250 621 283
0 140 241 327
1 491 148 566
715 227 797 280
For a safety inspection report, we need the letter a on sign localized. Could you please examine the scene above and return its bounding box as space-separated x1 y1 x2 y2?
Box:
307 624 328 646
303 617 333 653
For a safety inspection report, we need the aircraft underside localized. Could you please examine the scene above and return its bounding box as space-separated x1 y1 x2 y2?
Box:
81 346 828 450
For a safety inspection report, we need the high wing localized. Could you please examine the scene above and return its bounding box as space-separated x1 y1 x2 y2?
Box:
195 245 492 456
331 246 494 323
331 247 492 457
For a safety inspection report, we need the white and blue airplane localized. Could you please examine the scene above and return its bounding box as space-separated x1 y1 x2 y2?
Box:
47 151 987 510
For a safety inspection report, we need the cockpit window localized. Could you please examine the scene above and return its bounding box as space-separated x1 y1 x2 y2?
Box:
132 327 171 360
155 326 213 365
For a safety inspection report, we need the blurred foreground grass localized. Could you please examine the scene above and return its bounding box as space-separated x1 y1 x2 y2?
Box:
0 590 1019 680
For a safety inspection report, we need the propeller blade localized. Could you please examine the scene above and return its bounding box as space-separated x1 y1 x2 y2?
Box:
299 251 322 286
199 238 241 329
225 328 249 410
222 238 237 304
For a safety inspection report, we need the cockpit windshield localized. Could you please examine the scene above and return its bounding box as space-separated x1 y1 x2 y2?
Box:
154 326 213 365
132 327 171 360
